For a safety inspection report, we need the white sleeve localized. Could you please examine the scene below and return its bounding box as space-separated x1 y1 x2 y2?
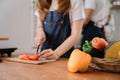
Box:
85 0 96 10
70 0 85 22
34 10 39 17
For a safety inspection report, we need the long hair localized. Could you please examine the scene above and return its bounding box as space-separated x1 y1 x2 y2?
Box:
36 0 71 21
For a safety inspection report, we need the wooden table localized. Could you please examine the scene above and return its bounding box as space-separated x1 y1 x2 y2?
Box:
0 57 120 80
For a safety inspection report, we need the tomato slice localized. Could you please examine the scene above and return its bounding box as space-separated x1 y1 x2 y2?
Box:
18 54 40 61
28 55 39 60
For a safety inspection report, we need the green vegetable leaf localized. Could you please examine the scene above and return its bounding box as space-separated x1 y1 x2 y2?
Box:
82 40 93 53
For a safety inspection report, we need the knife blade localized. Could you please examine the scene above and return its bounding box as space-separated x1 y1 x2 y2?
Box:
36 45 40 54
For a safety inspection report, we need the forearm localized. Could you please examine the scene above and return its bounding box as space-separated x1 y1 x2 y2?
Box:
36 18 44 33
36 26 44 33
55 35 79 57
35 17 46 46
83 9 94 26
55 20 83 57
83 17 91 26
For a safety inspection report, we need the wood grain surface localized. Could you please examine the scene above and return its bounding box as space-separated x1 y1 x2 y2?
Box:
0 37 9 40
6 57 56 64
0 57 120 80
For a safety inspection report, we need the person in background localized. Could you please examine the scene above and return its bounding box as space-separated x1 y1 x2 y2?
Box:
81 0 111 48
0 55 2 62
34 0 85 60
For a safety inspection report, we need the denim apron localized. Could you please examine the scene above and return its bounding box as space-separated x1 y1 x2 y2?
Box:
41 11 74 58
81 21 106 47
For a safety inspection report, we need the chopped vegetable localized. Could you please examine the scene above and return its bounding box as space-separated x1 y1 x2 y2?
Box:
18 53 40 61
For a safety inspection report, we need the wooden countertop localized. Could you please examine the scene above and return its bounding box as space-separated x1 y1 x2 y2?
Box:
0 58 120 80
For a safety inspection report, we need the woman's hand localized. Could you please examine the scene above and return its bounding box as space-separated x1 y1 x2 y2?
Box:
39 49 60 60
34 30 46 46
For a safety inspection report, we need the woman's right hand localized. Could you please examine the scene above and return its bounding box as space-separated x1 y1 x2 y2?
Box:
34 30 46 46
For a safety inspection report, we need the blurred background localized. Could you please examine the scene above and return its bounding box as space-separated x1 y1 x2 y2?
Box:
0 0 120 53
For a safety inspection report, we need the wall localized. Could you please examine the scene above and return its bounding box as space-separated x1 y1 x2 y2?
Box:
105 6 120 41
111 7 120 40
0 0 120 53
0 0 35 53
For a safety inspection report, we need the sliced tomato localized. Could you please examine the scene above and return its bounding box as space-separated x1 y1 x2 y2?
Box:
18 54 40 61
28 55 39 60
18 54 29 60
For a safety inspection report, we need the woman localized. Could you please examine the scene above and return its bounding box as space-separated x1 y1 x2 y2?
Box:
34 0 85 60
81 0 111 47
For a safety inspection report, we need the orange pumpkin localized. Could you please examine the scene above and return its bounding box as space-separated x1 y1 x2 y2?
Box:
92 37 108 51
119 51 120 58
67 49 92 73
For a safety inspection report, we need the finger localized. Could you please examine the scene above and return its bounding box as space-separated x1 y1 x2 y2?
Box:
46 53 58 60
46 56 54 60
40 53 52 58
34 37 43 46
34 39 40 46
38 52 44 57
40 49 52 58
37 42 40 46
36 40 43 46
39 50 49 58
41 38 45 44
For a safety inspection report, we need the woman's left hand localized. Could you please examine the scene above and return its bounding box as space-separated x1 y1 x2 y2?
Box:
39 49 60 60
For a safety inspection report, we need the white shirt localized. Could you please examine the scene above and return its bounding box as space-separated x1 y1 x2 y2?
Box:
35 0 85 24
84 0 111 28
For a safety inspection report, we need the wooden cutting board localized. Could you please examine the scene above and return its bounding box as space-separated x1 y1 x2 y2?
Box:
6 57 56 65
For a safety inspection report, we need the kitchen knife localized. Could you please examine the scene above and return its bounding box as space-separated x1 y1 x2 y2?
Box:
36 45 40 54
